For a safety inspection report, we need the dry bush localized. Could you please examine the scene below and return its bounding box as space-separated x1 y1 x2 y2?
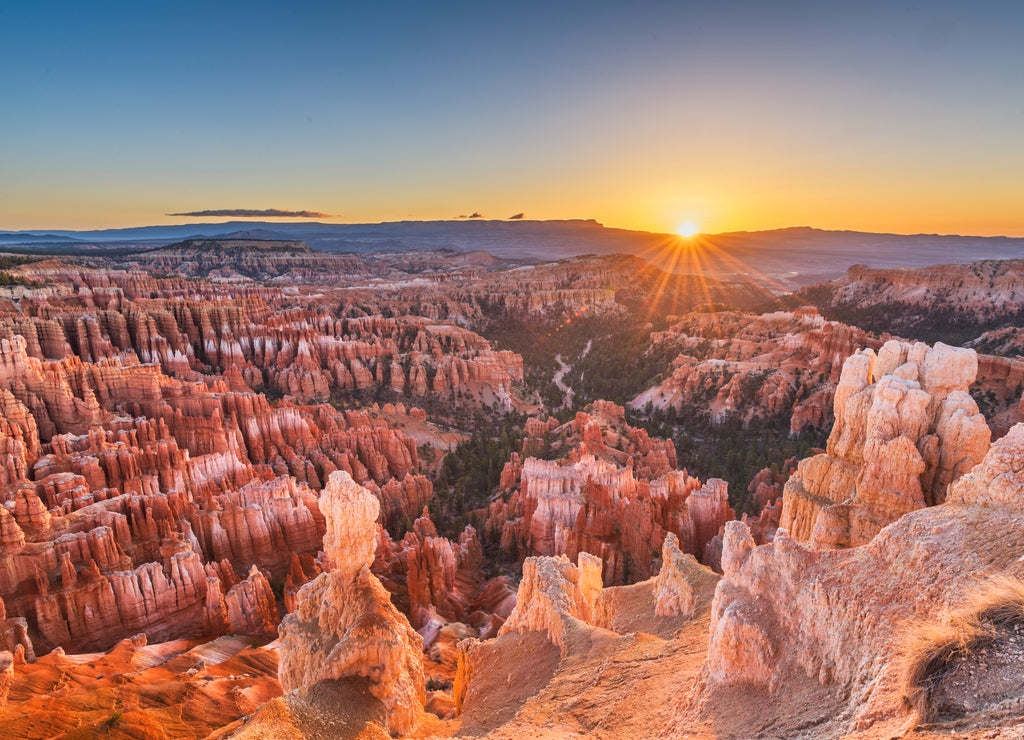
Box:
897 575 1024 722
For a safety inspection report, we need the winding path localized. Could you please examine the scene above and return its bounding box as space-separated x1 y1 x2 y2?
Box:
552 339 591 410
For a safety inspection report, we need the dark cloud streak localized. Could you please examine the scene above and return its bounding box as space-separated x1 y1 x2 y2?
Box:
167 208 332 218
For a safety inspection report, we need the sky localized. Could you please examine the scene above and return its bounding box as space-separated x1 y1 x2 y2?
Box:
1 0 1022 235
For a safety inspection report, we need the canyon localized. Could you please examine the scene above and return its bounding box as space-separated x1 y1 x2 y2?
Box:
0 243 1022 738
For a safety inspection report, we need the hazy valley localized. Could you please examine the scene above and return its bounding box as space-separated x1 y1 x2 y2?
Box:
6 220 1024 290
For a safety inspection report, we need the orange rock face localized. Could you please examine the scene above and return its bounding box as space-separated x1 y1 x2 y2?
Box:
0 634 281 738
400 515 483 628
277 471 426 735
780 341 990 549
0 265 466 656
489 402 733 581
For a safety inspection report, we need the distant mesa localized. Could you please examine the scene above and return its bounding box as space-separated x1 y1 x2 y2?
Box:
508 212 524 220
166 208 331 218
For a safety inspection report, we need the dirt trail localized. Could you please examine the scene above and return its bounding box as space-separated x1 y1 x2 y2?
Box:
553 340 591 410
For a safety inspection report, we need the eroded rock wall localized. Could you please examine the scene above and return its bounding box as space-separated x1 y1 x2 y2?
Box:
780 340 989 549
704 422 1024 732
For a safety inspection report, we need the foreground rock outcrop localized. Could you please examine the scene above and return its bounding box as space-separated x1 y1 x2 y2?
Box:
497 551 605 655
454 543 719 736
701 421 1024 733
780 340 990 548
277 471 425 735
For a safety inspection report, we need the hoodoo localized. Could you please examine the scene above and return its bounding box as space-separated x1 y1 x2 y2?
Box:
780 340 990 548
1 243 1024 737
277 471 426 735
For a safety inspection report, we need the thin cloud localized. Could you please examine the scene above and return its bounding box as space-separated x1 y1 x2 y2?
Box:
167 208 332 218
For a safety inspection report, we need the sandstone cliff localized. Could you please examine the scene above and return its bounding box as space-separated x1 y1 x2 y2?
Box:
488 402 733 581
699 422 1024 734
779 340 990 549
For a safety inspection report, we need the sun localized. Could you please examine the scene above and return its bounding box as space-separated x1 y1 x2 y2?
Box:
676 221 699 238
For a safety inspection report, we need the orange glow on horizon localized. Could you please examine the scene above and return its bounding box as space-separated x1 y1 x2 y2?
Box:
2 196 1024 238
676 221 699 238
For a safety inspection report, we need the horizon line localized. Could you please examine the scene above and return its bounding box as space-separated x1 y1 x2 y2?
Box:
4 219 1024 242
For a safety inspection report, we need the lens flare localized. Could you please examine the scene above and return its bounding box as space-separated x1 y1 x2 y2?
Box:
677 221 699 237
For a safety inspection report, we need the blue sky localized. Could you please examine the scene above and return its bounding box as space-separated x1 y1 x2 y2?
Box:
2 0 1022 234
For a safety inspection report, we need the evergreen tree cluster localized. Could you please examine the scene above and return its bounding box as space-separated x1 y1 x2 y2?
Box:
425 413 525 543
0 271 42 287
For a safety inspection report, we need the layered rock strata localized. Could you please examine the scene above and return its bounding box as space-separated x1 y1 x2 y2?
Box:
631 308 882 433
780 340 990 549
277 471 425 735
0 296 444 652
807 259 1024 338
704 422 1024 730
490 402 733 581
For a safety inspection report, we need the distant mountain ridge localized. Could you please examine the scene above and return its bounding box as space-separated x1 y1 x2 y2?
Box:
3 220 1023 288
0 218 608 243
0 232 84 243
